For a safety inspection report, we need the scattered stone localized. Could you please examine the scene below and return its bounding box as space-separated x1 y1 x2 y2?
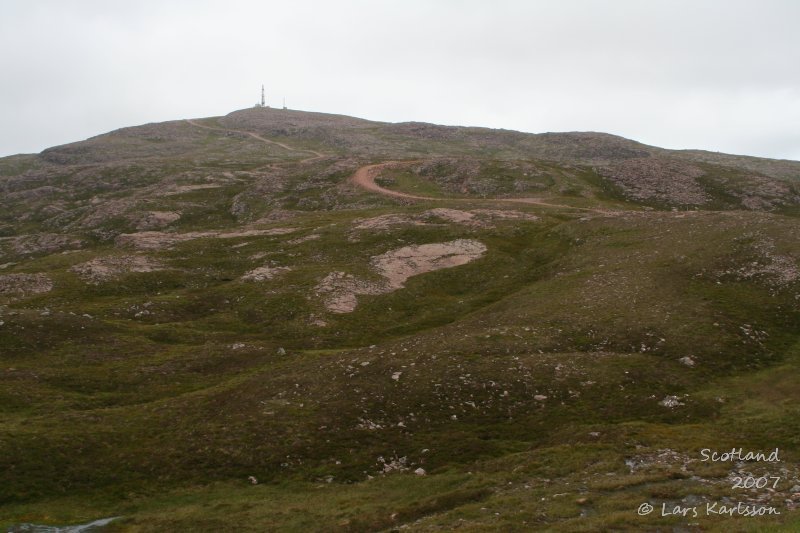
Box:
131 211 180 230
414 468 426 476
116 227 296 250
715 236 798 288
679 356 696 367
659 395 685 408
241 265 290 282
71 255 164 283
13 233 82 255
534 394 548 401
309 315 328 327
598 158 709 205
471 209 539 223
288 234 321 245
351 209 537 233
378 455 408 474
351 213 427 231
356 418 383 431
424 208 477 225
0 273 53 296
248 476 258 485
163 183 222 195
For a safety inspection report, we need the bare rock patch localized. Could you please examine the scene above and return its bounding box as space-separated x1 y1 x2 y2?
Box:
716 236 798 288
351 208 537 234
162 184 222 195
735 176 800 210
132 211 181 230
351 214 427 231
71 255 165 283
423 208 477 225
315 271 385 313
116 227 296 250
241 265 291 282
470 209 540 222
12 234 82 255
599 158 709 205
316 239 486 313
372 239 487 289
0 273 53 296
288 234 321 245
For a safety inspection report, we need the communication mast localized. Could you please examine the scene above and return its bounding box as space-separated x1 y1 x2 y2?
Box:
255 85 268 108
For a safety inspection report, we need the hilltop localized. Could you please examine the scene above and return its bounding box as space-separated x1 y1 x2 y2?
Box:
3 108 799 247
1 109 799 531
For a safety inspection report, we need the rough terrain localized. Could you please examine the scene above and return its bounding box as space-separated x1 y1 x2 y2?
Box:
1 107 799 532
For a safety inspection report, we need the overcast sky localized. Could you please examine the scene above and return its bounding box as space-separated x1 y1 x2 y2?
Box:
1 0 799 160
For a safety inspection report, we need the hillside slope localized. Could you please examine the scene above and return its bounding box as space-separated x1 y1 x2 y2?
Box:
1 109 799 532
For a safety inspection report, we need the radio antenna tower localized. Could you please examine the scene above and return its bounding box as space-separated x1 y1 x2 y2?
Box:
261 85 266 108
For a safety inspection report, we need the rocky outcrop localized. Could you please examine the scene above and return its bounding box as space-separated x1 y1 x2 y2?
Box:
0 273 53 296
599 158 709 205
316 239 487 313
71 255 165 283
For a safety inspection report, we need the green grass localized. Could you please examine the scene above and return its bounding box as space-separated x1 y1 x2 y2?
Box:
375 170 449 198
2 206 798 530
2 111 800 531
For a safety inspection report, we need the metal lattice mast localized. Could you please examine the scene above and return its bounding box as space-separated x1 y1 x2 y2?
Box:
261 85 265 107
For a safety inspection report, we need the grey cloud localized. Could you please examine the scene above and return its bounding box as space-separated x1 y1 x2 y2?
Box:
1 0 798 160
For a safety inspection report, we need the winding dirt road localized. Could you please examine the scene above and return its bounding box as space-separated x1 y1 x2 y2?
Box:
186 119 615 214
351 161 615 213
